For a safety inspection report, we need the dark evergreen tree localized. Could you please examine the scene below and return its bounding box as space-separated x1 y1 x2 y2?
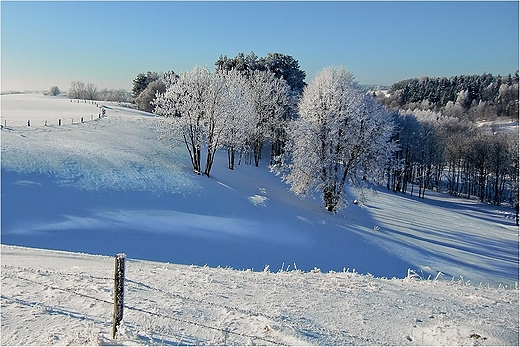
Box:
215 51 306 95
379 72 519 122
215 51 260 76
136 80 166 113
258 53 306 95
132 71 160 99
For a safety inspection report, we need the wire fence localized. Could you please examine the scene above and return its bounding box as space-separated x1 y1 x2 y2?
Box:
1 260 380 346
1 265 273 345
1 101 107 129
2 271 285 345
1 265 291 345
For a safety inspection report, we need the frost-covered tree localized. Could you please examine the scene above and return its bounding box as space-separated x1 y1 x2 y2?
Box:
217 70 255 170
84 82 98 100
68 80 86 99
49 85 60 96
155 67 256 177
68 81 97 100
155 67 209 174
247 69 292 166
281 66 397 212
202 71 231 176
216 53 300 165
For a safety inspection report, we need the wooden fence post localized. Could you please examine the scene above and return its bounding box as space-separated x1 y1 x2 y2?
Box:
112 253 126 339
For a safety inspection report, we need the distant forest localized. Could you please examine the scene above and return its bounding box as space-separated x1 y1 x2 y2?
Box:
376 72 519 122
374 72 519 206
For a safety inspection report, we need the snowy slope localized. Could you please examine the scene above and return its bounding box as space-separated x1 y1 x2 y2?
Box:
1 93 519 345
1 245 518 346
2 93 518 286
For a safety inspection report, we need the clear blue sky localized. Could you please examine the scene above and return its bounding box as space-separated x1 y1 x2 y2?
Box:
1 1 518 92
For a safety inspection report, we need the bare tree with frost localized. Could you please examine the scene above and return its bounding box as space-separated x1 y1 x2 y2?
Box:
155 66 209 174
155 67 259 177
247 70 292 166
202 70 252 176
280 66 397 212
218 70 255 170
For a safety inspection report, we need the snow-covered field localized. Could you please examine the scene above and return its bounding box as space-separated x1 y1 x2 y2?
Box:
1 93 103 127
2 245 518 346
1 93 519 345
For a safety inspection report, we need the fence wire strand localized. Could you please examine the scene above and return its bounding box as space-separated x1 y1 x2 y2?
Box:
2 261 381 346
1 268 289 345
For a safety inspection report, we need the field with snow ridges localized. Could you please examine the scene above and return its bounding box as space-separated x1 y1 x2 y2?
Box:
1 93 519 345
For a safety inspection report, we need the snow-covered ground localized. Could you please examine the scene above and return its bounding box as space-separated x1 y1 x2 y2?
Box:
2 245 518 346
1 93 519 345
1 93 103 127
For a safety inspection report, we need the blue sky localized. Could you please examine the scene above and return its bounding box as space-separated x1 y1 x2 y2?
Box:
1 1 518 92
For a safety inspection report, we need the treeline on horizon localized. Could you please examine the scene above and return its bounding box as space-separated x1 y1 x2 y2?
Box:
377 72 519 122
62 66 520 125
378 72 519 206
60 52 519 207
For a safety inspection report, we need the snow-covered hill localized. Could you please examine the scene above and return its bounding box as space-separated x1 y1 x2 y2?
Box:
1 245 518 346
1 93 519 345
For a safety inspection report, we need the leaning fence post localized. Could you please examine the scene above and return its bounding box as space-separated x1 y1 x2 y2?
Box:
112 253 126 339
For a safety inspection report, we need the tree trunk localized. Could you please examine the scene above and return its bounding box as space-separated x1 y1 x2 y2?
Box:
254 140 262 167
227 147 235 170
204 148 216 177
